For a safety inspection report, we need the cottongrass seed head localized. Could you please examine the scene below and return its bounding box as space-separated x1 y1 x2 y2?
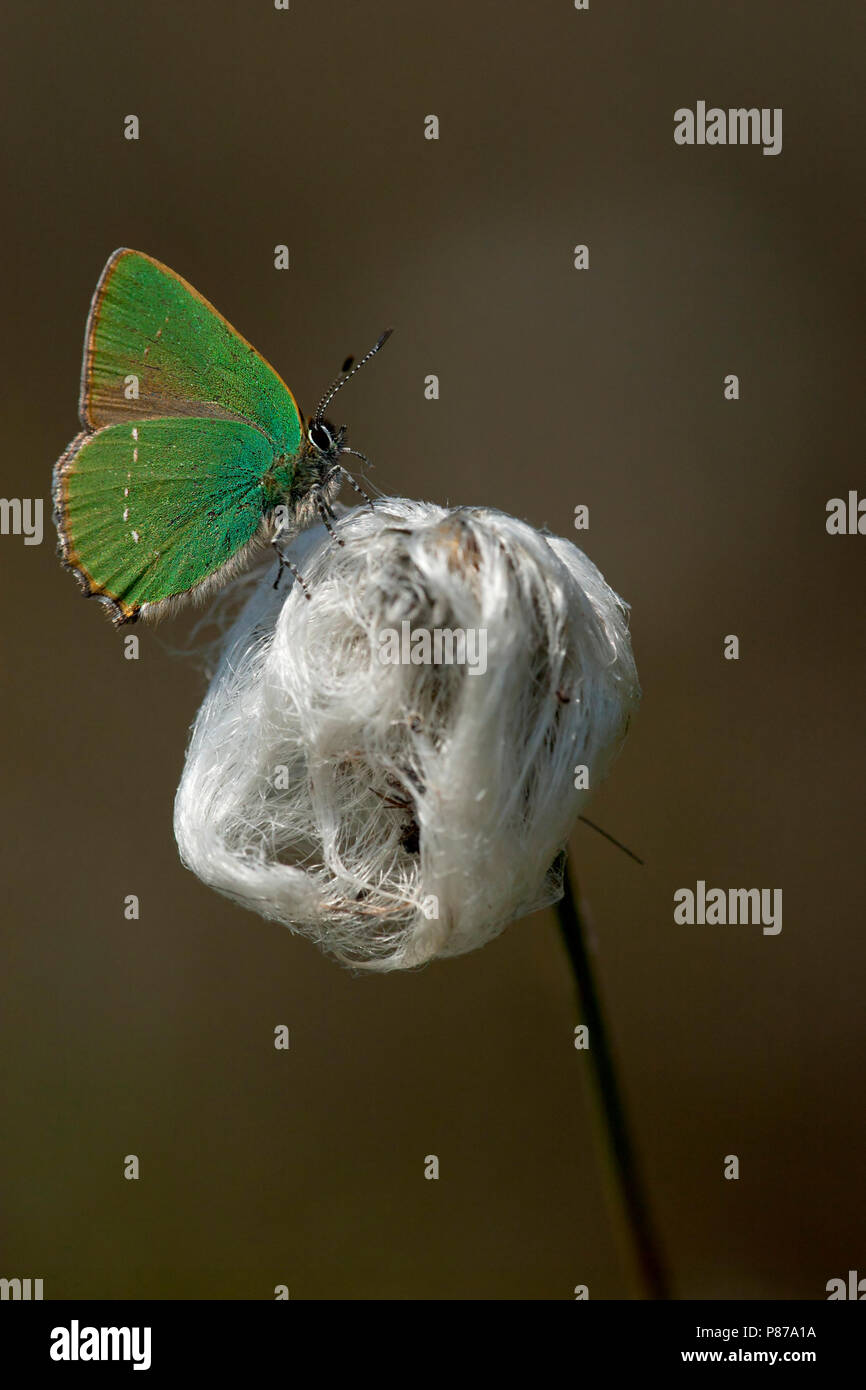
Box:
174 499 640 970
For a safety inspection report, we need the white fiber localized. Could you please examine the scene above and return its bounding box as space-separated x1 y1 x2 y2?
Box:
174 500 640 970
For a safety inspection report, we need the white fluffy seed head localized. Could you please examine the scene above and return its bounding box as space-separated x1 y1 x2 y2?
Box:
174 499 640 970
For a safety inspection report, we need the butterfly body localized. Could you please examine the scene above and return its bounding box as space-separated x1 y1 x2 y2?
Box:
53 249 381 625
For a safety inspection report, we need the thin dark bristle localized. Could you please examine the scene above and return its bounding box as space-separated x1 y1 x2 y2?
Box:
578 815 645 866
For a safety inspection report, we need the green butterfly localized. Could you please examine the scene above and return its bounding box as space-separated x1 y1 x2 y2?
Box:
53 249 390 625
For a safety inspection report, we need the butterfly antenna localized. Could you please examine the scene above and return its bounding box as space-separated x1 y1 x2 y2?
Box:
314 328 393 421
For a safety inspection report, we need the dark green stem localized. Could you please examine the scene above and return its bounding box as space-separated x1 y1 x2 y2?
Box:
556 857 670 1299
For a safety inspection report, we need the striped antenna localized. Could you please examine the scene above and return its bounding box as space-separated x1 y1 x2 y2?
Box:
314 328 393 421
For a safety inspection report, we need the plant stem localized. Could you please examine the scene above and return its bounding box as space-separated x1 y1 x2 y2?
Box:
556 857 670 1299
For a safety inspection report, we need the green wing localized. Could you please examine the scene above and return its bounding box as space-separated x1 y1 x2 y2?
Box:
54 417 274 625
79 248 305 459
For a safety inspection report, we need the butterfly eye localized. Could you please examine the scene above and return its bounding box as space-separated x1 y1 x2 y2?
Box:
309 422 333 454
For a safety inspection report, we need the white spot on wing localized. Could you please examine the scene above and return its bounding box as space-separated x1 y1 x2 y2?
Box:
131 530 140 543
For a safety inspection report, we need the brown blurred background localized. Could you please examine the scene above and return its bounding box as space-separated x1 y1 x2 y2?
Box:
1 1 864 1299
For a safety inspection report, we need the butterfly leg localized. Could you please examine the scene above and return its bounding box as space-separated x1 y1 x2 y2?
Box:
270 517 311 600
342 470 376 512
315 494 346 548
340 449 377 511
279 553 311 599
271 545 311 600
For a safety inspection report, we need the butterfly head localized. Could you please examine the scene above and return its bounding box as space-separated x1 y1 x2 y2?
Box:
306 417 345 465
301 327 393 503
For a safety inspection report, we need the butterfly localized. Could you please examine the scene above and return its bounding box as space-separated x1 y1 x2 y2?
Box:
52 248 391 625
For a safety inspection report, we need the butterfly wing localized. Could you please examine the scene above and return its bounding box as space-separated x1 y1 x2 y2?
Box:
79 249 305 459
54 417 276 625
